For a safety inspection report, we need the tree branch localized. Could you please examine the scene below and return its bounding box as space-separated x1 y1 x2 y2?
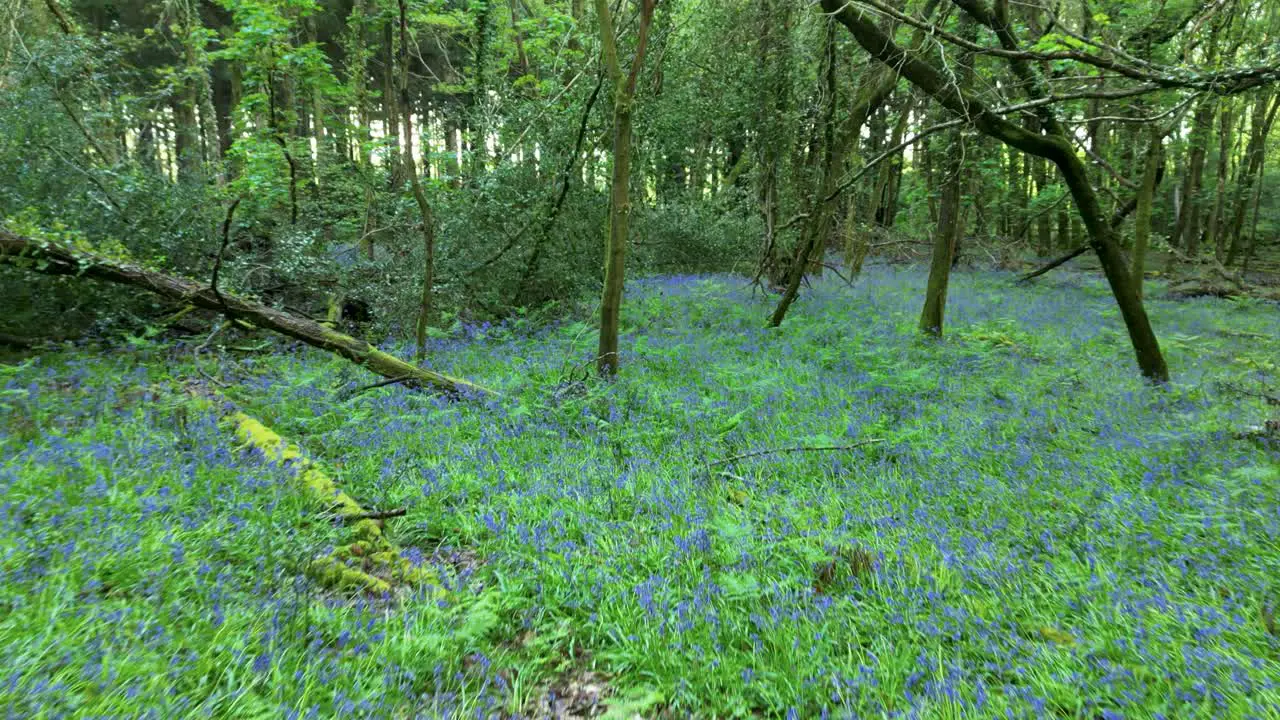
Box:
708 439 884 468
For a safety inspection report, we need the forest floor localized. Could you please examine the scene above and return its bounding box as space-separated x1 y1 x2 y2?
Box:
2 266 1279 719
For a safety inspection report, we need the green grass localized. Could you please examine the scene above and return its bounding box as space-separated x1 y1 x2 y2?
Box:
2 267 1279 719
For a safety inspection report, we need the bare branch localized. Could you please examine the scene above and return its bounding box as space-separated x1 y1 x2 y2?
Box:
708 439 884 469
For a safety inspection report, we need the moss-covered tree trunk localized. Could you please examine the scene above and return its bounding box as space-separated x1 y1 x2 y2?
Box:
1205 102 1232 260
919 131 963 336
1225 90 1279 265
382 21 401 186
171 94 201 182
919 15 972 337
1032 159 1052 254
594 0 656 377
1173 101 1213 255
770 0 940 328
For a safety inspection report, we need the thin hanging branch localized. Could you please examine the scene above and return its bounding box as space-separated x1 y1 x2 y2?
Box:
464 70 606 279
210 197 241 310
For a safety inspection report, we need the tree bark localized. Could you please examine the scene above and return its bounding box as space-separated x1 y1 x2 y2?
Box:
0 229 493 397
382 21 401 186
770 0 942 327
171 95 200 182
920 131 964 335
594 0 656 377
1031 140 1052 253
1225 90 1279 265
212 60 238 166
752 0 792 284
919 15 973 337
398 0 437 362
1132 125 1161 299
1205 101 1232 260
1017 162 1166 284
1173 100 1212 254
872 95 912 227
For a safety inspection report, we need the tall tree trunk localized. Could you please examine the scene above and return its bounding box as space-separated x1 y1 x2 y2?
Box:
922 134 938 225
1225 90 1279 265
306 14 327 176
266 70 299 224
1057 207 1071 250
1132 125 1161 299
881 98 912 229
771 0 941 327
1241 153 1268 276
469 0 494 178
805 21 839 278
212 60 237 161
382 22 401 185
137 118 158 173
1173 100 1213 255
919 16 973 337
594 0 656 377
398 0 437 361
751 0 791 274
1004 145 1023 238
871 100 910 227
1033 159 1052 254
444 111 461 186
1206 101 1233 260
920 133 964 335
178 2 221 180
171 94 200 182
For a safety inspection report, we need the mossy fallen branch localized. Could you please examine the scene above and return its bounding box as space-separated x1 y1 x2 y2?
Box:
0 227 496 399
201 398 440 595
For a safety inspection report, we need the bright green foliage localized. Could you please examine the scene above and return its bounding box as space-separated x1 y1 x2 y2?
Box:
3 270 1278 716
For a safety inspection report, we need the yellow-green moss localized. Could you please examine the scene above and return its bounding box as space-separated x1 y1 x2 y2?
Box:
307 555 392 594
229 412 366 518
195 400 445 596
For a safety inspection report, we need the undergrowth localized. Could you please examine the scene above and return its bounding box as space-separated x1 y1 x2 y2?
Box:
2 266 1279 718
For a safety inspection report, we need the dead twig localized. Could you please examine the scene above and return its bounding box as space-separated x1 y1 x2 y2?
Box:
708 439 884 468
1217 382 1280 406
193 320 227 388
343 508 407 522
342 375 415 400
1016 245 1090 284
820 262 855 287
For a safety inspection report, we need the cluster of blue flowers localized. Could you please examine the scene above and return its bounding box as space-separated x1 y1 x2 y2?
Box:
2 266 1278 717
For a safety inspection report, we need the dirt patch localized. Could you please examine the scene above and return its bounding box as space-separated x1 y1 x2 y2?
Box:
529 667 613 719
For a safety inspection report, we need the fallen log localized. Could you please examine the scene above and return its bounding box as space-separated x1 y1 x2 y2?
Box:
0 332 35 349
193 392 441 595
1165 280 1280 302
0 228 495 398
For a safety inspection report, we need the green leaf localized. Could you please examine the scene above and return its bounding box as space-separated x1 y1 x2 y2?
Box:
715 571 761 600
601 687 665 719
716 409 747 436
